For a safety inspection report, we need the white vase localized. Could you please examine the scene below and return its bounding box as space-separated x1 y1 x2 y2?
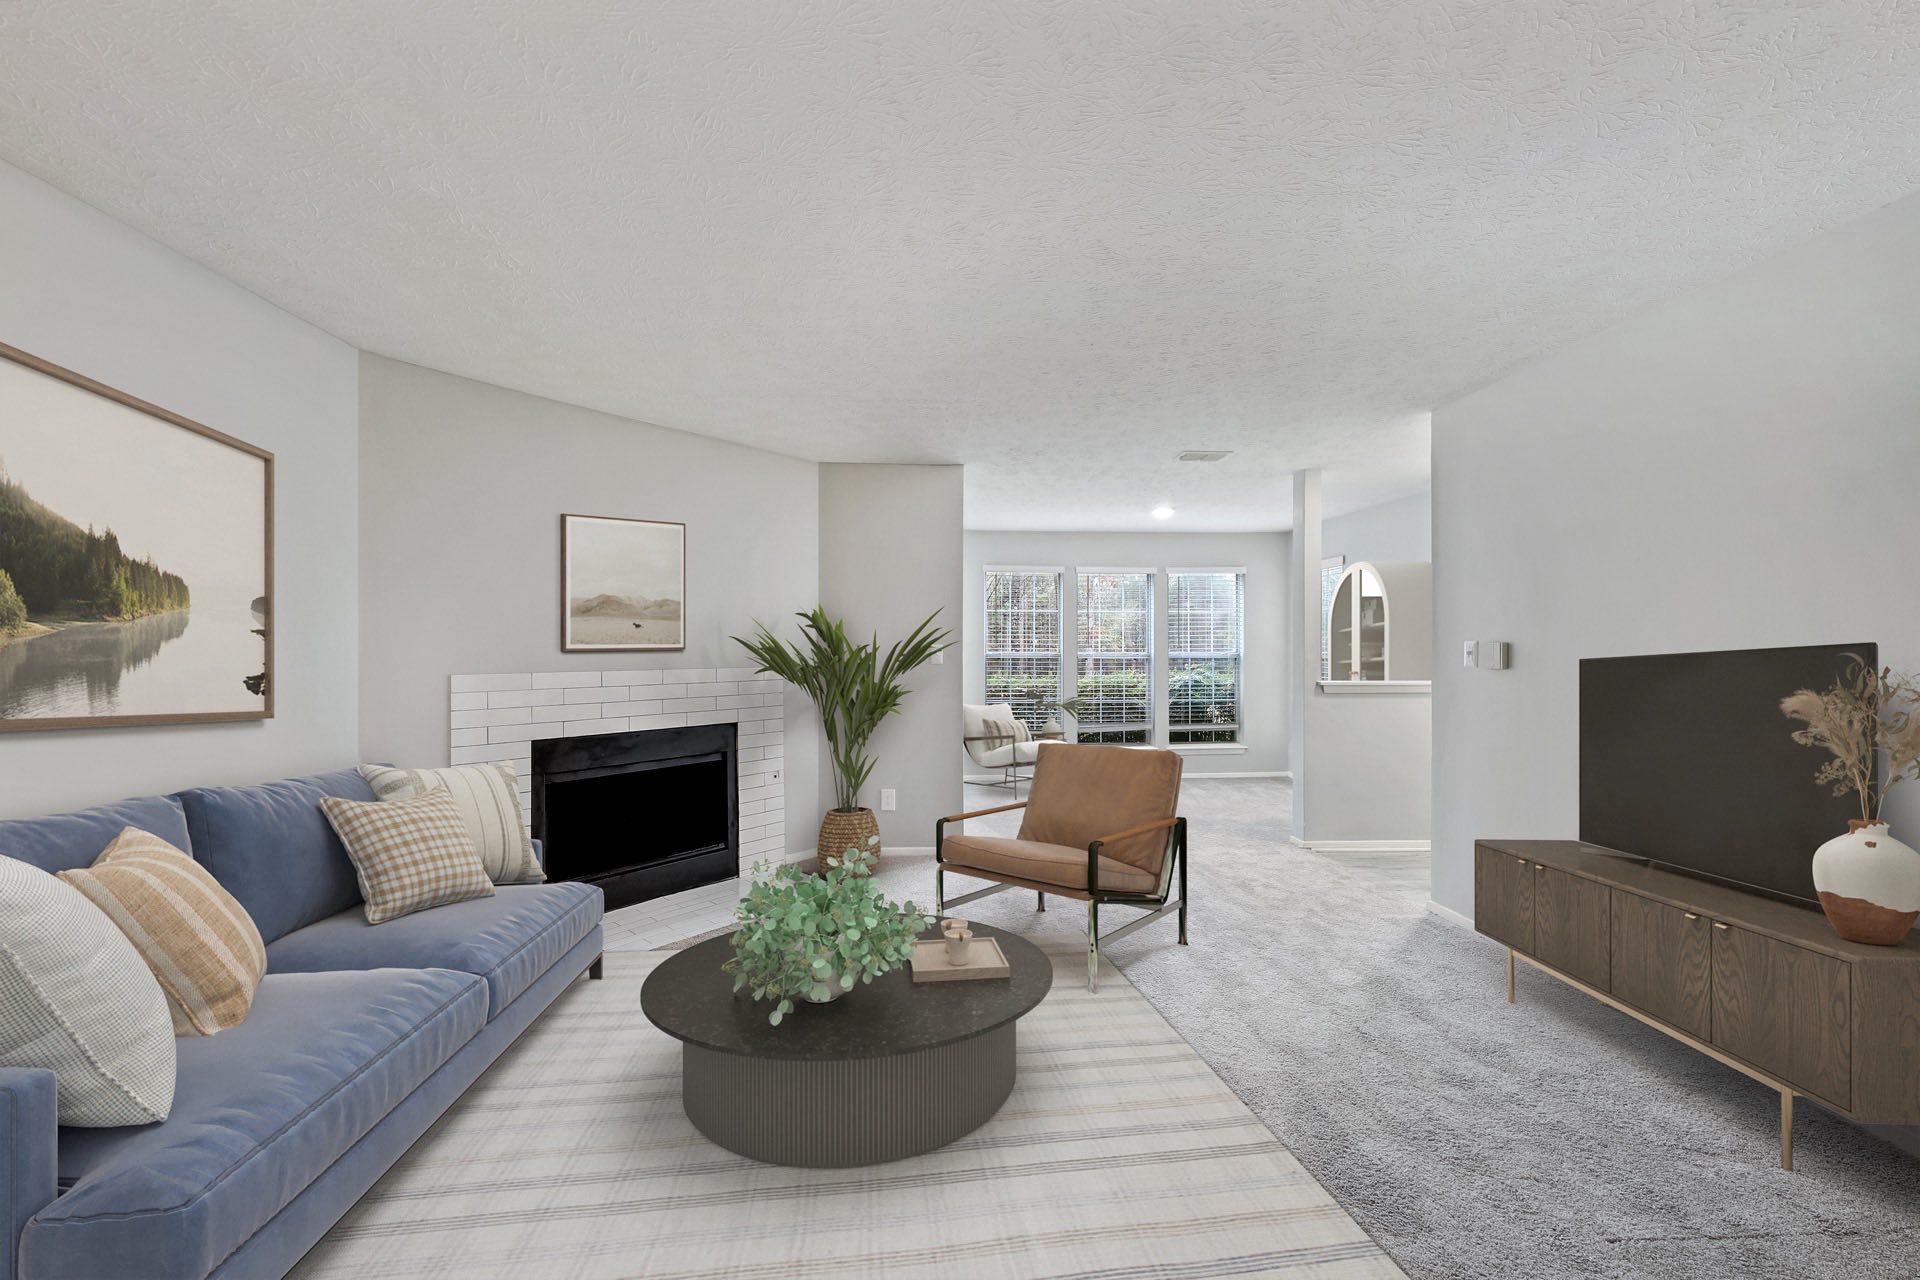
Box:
802 971 855 1004
1812 820 1920 945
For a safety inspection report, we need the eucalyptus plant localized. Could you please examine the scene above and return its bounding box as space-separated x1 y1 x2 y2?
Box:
723 844 933 1025
733 606 952 812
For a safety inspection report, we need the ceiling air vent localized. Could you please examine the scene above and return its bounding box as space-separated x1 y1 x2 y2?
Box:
1176 450 1233 463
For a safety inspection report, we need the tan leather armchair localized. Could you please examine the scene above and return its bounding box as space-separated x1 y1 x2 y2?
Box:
936 743 1187 992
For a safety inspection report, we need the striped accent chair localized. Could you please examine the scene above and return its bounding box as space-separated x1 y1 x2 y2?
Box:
936 743 1187 992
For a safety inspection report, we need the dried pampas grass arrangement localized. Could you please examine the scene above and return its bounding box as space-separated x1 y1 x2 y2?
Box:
1781 654 1920 823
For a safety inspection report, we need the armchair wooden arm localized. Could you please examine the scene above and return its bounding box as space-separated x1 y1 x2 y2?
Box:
940 800 1029 825
1087 815 1180 851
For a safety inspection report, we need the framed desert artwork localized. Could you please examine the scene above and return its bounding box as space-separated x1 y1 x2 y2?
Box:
0 342 273 732
561 514 686 652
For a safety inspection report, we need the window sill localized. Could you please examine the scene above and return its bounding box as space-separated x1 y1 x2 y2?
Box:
1171 743 1247 755
1315 680 1432 695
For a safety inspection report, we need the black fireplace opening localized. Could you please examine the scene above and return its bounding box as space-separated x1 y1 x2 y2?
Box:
532 722 737 911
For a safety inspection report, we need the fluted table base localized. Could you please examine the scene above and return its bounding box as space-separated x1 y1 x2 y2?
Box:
681 1024 1017 1167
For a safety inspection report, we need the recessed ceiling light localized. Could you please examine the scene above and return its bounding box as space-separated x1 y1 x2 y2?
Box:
1150 505 1175 520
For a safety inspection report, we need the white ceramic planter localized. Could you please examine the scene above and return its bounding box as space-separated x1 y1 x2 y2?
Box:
1812 820 1920 945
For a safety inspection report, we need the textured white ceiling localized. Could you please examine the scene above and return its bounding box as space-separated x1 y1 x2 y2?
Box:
4 3 1920 531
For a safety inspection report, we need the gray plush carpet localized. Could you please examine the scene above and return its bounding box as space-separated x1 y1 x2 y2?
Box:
865 778 1920 1279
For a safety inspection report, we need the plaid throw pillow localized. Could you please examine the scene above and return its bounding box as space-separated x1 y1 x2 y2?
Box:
319 788 495 925
59 827 267 1036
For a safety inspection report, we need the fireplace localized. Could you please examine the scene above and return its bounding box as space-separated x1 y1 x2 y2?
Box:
531 723 738 910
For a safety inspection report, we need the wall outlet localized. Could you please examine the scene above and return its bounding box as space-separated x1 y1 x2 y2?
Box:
769 769 782 784
880 789 897 812
1462 640 1478 668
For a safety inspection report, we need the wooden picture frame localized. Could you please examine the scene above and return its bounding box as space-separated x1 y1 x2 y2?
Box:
561 513 686 652
0 342 274 732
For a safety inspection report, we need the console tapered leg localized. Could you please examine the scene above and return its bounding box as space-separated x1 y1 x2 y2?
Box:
1506 949 1515 1003
1781 1092 1794 1171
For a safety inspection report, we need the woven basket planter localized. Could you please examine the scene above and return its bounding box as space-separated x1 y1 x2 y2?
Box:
816 807 881 876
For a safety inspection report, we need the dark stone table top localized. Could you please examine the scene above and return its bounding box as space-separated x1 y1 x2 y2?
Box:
640 924 1051 1061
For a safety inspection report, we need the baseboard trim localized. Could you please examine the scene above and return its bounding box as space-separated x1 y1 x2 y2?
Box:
1293 839 1431 853
1186 770 1288 780
882 845 935 856
1424 899 1475 930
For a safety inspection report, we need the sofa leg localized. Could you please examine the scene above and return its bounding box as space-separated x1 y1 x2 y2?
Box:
588 955 604 980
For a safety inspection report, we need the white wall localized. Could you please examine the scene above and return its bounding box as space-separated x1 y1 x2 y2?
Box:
356 354 821 854
1322 489 1431 566
0 161 360 819
819 465 964 847
962 530 1291 776
1432 189 1920 918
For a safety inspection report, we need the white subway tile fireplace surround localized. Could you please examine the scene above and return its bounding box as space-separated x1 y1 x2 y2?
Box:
448 666 789 873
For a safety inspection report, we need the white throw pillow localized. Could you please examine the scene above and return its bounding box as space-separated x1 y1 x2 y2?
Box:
0 855 176 1126
358 762 544 883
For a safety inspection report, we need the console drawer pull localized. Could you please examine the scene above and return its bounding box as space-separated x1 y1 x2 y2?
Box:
1684 913 1700 921
1712 921 1730 931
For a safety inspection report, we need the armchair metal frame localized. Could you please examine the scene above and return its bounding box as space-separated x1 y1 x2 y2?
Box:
934 801 1188 993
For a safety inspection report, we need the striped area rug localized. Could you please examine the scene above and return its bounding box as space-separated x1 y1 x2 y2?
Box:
291 943 1401 1280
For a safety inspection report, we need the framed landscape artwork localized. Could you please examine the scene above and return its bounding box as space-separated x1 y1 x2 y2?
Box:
0 343 274 732
561 514 686 652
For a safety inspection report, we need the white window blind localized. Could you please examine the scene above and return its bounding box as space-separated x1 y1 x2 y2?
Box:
1075 571 1152 744
983 569 1062 730
1167 570 1243 744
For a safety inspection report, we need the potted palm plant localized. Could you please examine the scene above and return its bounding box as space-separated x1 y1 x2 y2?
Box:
734 607 952 873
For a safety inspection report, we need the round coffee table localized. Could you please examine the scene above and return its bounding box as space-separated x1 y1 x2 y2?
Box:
641 925 1050 1167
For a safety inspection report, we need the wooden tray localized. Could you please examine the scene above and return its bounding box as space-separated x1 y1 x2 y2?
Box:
910 935 1011 982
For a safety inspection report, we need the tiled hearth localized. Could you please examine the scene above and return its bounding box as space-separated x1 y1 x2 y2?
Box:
448 666 789 874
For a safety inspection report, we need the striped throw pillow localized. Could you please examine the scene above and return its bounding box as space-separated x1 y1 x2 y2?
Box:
358 762 544 883
60 828 268 1037
319 788 496 925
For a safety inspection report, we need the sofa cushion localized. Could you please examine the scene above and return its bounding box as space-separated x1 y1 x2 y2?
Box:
266 882 602 1020
176 769 373 943
940 833 1161 896
0 796 190 875
27 967 486 1280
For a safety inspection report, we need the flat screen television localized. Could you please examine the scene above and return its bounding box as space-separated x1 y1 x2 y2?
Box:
1579 642 1877 907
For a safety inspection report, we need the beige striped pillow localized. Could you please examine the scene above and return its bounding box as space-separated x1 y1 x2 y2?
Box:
358 762 543 883
58 828 267 1037
319 788 496 924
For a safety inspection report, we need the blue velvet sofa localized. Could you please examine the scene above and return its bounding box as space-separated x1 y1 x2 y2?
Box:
0 768 604 1280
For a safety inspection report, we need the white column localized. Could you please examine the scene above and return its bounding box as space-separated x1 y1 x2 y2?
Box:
1289 470 1322 839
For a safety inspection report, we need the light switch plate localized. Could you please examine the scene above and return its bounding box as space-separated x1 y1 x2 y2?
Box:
1462 640 1479 668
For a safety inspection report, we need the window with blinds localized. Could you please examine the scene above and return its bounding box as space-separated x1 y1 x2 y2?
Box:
1167 570 1244 744
983 569 1062 730
1075 571 1152 744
